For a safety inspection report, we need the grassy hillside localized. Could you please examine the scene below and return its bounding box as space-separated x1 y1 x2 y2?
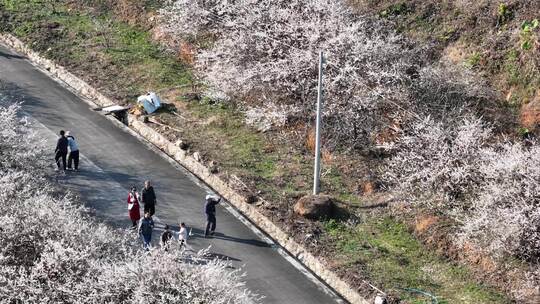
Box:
2 0 538 303
351 0 540 125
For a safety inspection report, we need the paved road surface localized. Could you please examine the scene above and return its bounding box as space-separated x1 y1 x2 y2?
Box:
0 44 343 304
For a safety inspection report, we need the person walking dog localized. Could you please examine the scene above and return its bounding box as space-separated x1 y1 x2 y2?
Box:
141 180 157 216
138 212 154 250
127 186 141 229
204 195 221 237
54 130 68 172
66 131 80 171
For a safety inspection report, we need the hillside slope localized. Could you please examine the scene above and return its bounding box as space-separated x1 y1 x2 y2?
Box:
351 0 539 128
2 0 539 303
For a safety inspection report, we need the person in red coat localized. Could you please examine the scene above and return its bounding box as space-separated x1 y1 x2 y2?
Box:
127 186 141 229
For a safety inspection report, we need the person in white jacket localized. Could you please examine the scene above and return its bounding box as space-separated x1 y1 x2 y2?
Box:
178 222 188 247
65 131 80 171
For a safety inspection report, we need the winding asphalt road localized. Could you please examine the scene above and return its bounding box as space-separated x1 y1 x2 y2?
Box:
0 43 343 303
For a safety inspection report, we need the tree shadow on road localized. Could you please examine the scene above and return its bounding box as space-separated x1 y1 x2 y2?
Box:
205 252 242 262
210 232 272 248
0 50 26 60
165 227 272 249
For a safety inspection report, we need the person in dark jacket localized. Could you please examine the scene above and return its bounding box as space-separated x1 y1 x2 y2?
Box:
160 224 173 251
138 212 154 250
54 130 69 172
204 194 221 237
141 180 157 216
66 131 80 171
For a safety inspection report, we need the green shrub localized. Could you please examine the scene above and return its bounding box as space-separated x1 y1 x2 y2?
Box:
520 19 539 50
379 2 409 18
465 52 481 68
497 3 512 26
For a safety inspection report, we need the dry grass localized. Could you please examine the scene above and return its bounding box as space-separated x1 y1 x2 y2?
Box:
414 215 440 235
305 128 316 153
178 42 196 65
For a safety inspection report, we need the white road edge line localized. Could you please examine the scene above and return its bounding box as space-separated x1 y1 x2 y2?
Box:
10 45 347 304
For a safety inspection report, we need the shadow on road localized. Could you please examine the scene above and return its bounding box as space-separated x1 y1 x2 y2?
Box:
73 168 141 189
161 227 272 249
211 232 272 248
205 252 242 262
0 50 26 60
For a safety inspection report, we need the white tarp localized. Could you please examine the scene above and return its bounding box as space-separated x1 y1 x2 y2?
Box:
102 105 128 113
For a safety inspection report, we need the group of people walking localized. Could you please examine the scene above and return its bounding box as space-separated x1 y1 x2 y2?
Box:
127 180 222 250
54 130 80 172
127 181 161 250
54 129 224 251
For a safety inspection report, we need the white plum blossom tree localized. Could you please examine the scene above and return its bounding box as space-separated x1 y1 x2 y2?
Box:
461 143 540 262
383 115 492 207
384 113 540 269
159 0 422 148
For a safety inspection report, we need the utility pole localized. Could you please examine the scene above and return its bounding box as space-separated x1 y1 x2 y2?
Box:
313 51 324 195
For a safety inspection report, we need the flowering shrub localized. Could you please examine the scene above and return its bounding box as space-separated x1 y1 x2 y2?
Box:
463 143 540 262
245 104 299 132
159 0 422 148
0 100 256 303
159 0 501 151
384 114 540 268
408 64 496 120
383 115 491 206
